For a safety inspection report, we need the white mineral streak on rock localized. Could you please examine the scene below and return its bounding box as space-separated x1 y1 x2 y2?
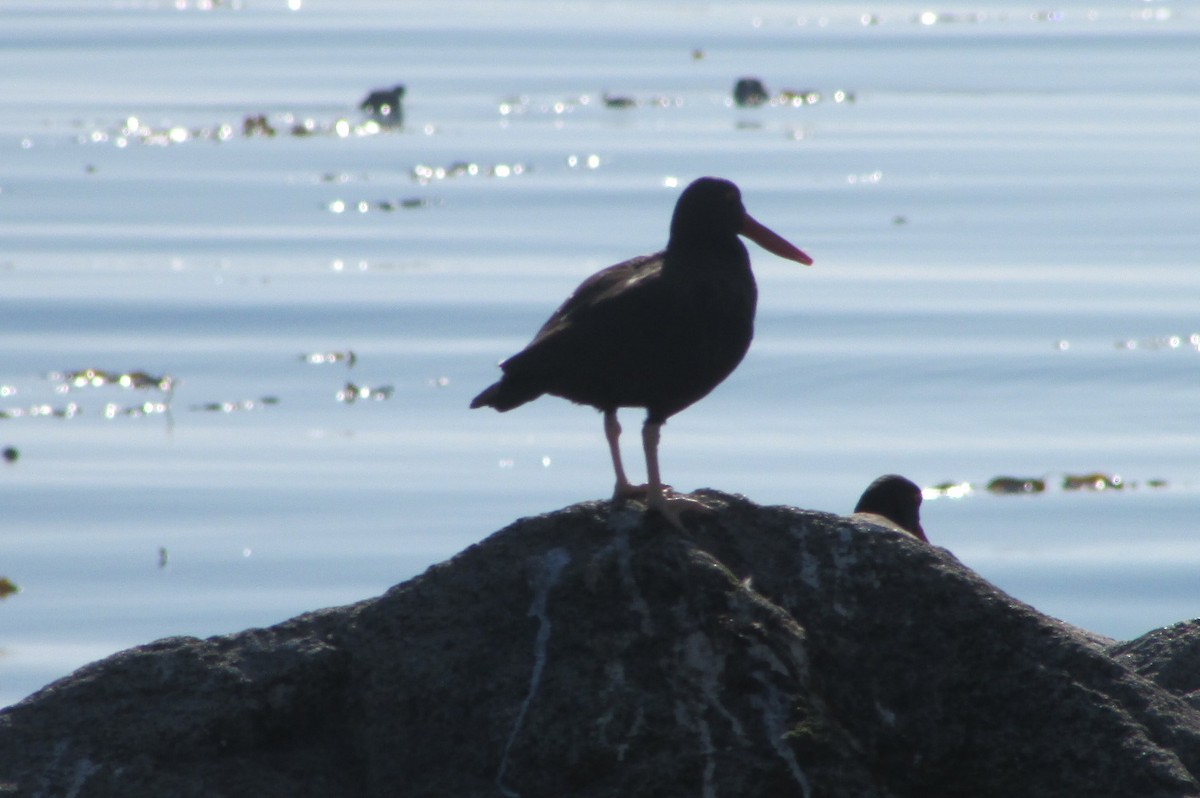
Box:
496 547 571 797
674 699 718 798
682 630 748 742
832 527 858 572
66 757 100 798
750 675 814 798
830 527 861 617
697 715 718 798
798 550 821 590
594 661 646 761
609 508 654 634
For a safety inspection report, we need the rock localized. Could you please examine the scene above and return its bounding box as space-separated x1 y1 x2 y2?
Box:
2 490 1199 797
1111 621 1200 710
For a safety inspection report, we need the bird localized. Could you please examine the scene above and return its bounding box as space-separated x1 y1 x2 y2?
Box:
733 77 770 107
470 177 812 525
359 84 406 126
853 474 929 542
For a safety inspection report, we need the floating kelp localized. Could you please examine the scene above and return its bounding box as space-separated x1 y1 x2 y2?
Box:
565 154 602 170
986 476 1046 495
1063 473 1124 491
924 481 972 499
733 77 855 109
242 114 276 137
326 197 435 214
336 383 394 403
82 116 232 147
601 92 636 109
378 198 433 211
599 93 682 109
80 111 395 150
778 89 824 106
910 9 1080 25
2 370 176 421
1 403 80 420
498 94 584 116
189 397 279 413
48 369 174 393
926 473 1168 499
103 401 170 419
914 10 992 25
300 350 357 367
1115 334 1200 352
0 577 18 599
172 0 243 9
409 161 530 185
496 92 682 118
2 447 17 463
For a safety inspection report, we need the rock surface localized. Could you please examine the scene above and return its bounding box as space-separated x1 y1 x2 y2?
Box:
2 490 1199 797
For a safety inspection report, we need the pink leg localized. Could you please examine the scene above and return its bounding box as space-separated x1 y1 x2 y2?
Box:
641 420 710 528
641 420 667 504
606 410 646 501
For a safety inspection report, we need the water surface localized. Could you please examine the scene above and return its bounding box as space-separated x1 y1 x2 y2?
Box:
2 0 1199 707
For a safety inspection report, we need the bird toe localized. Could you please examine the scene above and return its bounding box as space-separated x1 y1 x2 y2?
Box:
645 491 712 530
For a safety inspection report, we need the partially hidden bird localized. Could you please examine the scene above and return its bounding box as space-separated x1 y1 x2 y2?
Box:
853 474 929 542
470 177 813 524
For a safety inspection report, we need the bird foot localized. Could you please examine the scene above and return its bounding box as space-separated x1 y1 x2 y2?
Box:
612 482 675 503
613 482 649 502
645 490 712 530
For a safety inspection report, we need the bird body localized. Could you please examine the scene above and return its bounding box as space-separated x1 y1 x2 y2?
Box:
471 177 811 523
474 245 756 422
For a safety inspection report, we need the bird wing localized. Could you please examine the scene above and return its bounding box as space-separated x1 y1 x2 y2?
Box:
533 253 662 342
504 252 666 371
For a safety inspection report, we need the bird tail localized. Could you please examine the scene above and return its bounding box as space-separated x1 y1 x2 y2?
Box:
469 378 542 412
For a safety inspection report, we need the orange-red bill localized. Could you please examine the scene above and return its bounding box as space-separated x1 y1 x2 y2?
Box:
740 213 813 266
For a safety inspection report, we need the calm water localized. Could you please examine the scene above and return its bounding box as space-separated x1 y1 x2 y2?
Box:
2 0 1199 707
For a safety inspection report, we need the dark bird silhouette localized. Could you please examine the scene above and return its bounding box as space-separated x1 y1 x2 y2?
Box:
853 474 929 542
470 177 812 524
733 77 770 107
359 84 406 126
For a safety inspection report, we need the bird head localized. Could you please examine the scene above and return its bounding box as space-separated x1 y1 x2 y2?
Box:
670 177 813 265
